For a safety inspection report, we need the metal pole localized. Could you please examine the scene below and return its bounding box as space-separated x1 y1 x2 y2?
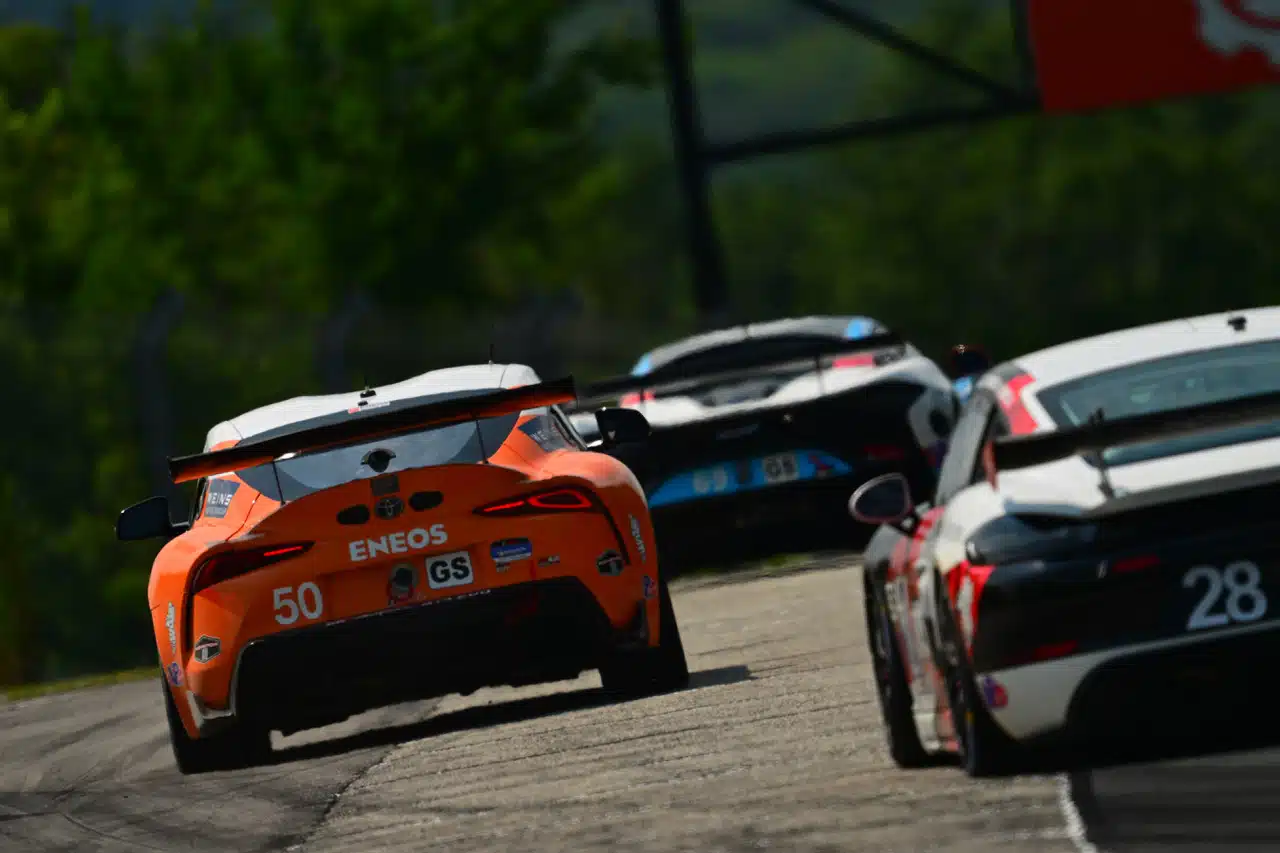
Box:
655 0 730 329
134 288 186 518
1009 0 1041 100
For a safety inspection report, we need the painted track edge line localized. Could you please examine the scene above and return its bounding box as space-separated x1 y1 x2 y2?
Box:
1057 772 1103 853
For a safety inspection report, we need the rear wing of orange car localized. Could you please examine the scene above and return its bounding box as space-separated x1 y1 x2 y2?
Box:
168 375 578 484
572 330 906 412
989 389 1280 473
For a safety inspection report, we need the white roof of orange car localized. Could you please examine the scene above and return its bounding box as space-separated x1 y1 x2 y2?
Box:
1013 306 1280 390
203 363 543 450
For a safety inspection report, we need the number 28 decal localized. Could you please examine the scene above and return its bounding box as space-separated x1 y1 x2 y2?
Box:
1182 561 1267 632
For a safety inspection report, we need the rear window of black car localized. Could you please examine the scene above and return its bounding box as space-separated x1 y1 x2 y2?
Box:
651 334 839 378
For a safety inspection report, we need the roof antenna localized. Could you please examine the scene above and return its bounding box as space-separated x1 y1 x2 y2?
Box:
1228 314 1247 332
1085 408 1116 499
488 342 495 365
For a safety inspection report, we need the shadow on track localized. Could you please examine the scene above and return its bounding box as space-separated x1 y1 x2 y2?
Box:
1060 728 1280 852
265 664 753 769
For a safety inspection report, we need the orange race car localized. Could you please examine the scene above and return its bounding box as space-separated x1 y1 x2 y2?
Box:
116 363 689 774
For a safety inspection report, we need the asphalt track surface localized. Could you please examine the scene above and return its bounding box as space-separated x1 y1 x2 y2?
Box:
2 561 1278 853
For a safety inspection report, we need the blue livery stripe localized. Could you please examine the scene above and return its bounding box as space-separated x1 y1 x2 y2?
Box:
843 317 877 339
648 450 852 508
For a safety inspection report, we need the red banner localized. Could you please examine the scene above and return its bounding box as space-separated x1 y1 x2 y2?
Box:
1028 0 1280 113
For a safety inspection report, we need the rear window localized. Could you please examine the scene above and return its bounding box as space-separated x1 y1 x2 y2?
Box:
236 389 529 502
1035 339 1280 465
655 334 845 378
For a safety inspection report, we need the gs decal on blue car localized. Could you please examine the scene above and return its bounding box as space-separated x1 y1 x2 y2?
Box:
648 450 852 508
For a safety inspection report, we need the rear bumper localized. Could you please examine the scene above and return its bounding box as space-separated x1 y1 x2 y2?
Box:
650 462 935 565
191 577 644 736
981 621 1280 747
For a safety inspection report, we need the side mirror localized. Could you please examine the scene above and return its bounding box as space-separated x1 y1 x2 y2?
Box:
948 344 991 380
117 495 185 542
848 473 916 530
595 407 650 448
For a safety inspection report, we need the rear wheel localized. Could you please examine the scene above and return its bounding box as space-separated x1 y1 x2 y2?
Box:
865 578 930 768
600 576 690 697
952 664 1020 778
161 676 271 775
936 600 1021 778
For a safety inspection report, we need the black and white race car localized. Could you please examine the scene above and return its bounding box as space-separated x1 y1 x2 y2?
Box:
572 316 982 569
851 307 1280 777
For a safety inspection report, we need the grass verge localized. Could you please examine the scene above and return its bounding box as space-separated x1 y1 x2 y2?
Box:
3 665 156 702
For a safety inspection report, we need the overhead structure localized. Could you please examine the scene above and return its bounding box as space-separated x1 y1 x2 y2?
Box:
656 0 1280 325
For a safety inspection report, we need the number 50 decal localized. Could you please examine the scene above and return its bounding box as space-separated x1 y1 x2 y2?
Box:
274 582 324 626
1182 561 1267 632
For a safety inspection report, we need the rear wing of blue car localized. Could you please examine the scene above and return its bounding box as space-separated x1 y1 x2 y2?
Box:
572 331 906 411
990 389 1280 473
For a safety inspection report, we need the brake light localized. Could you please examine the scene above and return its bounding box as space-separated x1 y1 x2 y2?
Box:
1030 640 1079 662
1002 639 1079 669
191 542 313 594
1113 554 1160 574
864 444 907 462
620 391 656 406
832 354 876 369
475 488 597 516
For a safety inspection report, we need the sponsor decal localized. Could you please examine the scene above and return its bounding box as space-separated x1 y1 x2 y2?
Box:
519 418 572 452
167 662 182 686
204 478 240 519
387 563 417 605
1029 0 1280 115
1198 0 1280 64
596 550 625 576
808 452 835 477
165 603 177 653
980 675 1008 710
349 524 448 562
375 496 405 520
426 551 475 590
193 635 221 664
491 538 533 565
642 575 656 600
348 399 391 414
629 515 647 563
537 555 561 568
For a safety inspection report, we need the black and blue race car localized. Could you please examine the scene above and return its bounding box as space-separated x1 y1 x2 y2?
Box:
571 316 987 570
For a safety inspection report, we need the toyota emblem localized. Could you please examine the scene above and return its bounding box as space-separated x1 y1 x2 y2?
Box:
375 496 404 520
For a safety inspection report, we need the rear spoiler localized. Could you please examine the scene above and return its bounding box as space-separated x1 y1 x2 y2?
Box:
168 376 578 484
573 331 905 410
991 389 1280 473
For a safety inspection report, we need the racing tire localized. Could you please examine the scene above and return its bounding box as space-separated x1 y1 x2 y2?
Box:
600 576 690 697
864 578 930 768
937 604 1021 778
161 676 271 775
951 665 1020 778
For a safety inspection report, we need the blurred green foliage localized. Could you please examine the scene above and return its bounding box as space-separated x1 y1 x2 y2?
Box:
0 0 1278 685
